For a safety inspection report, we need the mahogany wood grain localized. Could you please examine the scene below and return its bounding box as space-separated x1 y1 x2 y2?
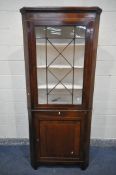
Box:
20 7 102 170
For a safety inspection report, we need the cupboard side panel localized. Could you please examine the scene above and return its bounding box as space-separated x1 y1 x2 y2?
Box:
21 15 37 168
83 15 101 109
88 14 101 108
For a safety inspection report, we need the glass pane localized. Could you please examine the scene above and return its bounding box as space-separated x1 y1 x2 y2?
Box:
75 26 86 38
48 89 72 104
47 39 73 66
35 26 86 104
73 26 85 104
73 90 82 104
38 89 47 104
35 27 45 38
47 26 74 39
75 45 85 67
36 39 46 66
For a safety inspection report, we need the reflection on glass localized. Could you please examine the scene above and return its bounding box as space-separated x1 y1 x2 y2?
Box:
35 27 45 38
35 26 86 104
47 26 74 39
75 26 86 38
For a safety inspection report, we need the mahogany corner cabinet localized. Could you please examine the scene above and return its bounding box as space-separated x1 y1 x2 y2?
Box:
20 7 102 170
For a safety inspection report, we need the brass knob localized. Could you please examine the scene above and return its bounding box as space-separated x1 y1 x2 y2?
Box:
71 151 74 155
58 112 61 115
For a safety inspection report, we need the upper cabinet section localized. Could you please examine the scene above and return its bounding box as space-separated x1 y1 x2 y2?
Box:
20 7 102 109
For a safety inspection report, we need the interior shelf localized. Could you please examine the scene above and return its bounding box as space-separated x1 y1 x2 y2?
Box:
36 37 85 39
37 65 83 69
36 43 85 46
38 84 82 90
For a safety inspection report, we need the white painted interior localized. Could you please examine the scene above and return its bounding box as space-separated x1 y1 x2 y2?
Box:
0 0 116 139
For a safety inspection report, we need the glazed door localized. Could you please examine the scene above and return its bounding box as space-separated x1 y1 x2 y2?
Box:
36 120 81 160
35 26 86 105
27 15 95 109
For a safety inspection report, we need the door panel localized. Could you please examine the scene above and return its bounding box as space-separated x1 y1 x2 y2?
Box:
35 26 85 105
38 120 80 158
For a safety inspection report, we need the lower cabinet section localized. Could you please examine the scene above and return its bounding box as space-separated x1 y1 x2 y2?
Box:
31 110 91 169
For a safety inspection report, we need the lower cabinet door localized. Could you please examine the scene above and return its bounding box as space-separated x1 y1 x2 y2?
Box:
36 120 81 161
